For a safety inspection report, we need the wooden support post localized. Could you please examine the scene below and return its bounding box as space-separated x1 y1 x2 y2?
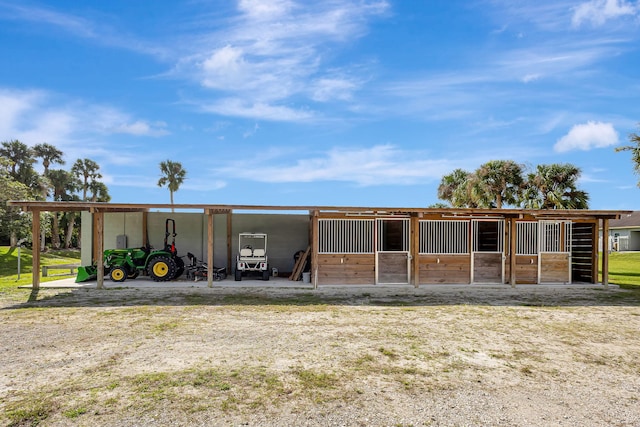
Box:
602 218 609 289
411 214 420 288
311 210 319 289
142 211 148 247
510 218 517 288
95 211 104 289
207 209 214 288
31 209 41 289
226 212 232 273
591 222 598 284
92 212 99 264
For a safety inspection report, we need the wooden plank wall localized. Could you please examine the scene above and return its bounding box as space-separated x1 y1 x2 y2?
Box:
317 254 375 285
571 222 595 283
377 252 408 284
514 255 538 284
539 253 570 283
419 254 470 284
473 253 503 283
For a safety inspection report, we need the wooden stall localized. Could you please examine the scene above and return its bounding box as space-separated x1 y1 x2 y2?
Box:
7 201 625 289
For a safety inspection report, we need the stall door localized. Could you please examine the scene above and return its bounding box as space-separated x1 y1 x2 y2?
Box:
376 218 410 284
472 219 505 284
539 221 572 284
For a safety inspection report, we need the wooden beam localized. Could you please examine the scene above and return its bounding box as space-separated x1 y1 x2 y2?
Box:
602 218 609 289
510 218 517 288
207 210 214 288
311 210 319 289
95 211 104 289
31 209 41 289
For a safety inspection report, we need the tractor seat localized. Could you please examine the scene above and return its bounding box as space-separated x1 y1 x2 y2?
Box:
253 249 265 257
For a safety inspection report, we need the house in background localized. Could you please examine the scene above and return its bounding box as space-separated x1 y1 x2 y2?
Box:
605 211 640 251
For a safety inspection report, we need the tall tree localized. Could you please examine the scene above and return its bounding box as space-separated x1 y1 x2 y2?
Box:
520 163 589 209
0 139 38 189
71 158 102 200
47 169 80 248
437 169 474 207
33 143 64 176
33 143 65 250
474 160 524 209
0 158 33 246
89 181 111 202
615 125 640 187
158 160 187 211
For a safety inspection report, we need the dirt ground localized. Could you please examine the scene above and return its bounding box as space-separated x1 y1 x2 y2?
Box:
1 281 639 426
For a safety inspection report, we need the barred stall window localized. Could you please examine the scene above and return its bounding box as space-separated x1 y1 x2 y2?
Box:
419 220 469 254
318 219 374 254
516 222 538 255
539 221 572 253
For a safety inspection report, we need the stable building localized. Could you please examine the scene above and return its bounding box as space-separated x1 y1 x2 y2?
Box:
8 201 628 289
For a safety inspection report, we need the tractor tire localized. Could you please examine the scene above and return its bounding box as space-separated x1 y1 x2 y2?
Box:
262 269 270 281
174 257 185 279
110 266 128 282
148 256 178 282
235 269 242 281
128 270 140 280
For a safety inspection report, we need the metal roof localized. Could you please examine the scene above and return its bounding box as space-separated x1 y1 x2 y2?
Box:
7 200 630 219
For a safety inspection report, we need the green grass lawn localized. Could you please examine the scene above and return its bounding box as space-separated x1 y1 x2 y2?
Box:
602 251 640 288
0 246 81 291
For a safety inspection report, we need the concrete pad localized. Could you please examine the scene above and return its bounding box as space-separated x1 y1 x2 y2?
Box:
19 276 315 289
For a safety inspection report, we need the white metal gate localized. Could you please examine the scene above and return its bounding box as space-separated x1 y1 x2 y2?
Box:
538 220 572 284
471 219 505 284
376 218 410 285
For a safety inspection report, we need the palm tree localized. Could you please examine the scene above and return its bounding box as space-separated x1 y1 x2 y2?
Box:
520 163 589 209
47 169 80 248
474 160 524 209
33 143 65 250
158 160 187 211
615 125 640 187
0 139 38 188
71 158 102 200
89 181 111 202
33 143 64 176
438 169 471 207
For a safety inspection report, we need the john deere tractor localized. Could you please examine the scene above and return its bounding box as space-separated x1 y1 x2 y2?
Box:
76 218 185 283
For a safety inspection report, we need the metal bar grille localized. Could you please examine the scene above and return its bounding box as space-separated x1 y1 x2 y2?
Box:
516 222 538 255
318 219 374 254
539 221 572 253
472 220 504 252
377 219 410 252
419 220 469 254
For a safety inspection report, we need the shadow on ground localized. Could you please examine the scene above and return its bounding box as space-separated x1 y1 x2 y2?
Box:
4 282 640 310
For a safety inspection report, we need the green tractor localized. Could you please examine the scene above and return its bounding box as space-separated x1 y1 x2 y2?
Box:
76 218 185 283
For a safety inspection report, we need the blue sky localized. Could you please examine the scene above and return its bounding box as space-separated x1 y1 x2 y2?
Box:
1 0 639 209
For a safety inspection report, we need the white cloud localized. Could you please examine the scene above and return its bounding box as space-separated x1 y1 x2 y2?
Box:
202 98 314 122
310 77 358 102
0 87 170 161
214 144 458 186
572 0 638 27
174 1 389 120
554 121 619 152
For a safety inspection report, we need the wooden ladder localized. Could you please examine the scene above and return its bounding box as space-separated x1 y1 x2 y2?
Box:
289 246 310 281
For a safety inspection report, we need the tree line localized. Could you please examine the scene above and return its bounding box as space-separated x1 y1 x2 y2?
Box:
436 160 589 209
0 139 109 248
0 137 189 249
